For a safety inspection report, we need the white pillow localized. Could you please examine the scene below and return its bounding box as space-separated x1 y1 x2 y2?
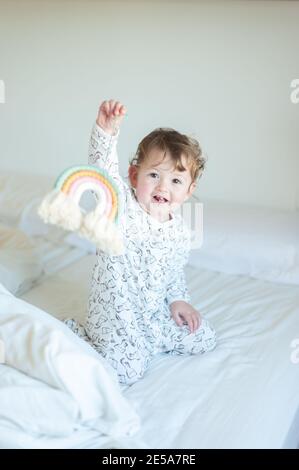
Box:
0 224 43 295
0 365 79 437
19 190 97 245
19 196 67 243
64 232 96 254
189 200 299 285
0 283 140 438
0 172 53 227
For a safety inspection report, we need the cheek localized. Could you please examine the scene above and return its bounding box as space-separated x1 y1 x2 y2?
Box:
172 187 188 201
136 178 153 200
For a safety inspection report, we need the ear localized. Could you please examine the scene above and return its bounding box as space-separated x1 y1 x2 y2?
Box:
128 165 138 188
184 182 196 202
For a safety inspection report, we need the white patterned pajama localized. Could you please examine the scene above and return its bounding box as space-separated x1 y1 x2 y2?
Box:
65 123 216 385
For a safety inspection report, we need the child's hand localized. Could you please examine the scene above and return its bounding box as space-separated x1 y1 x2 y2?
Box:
170 301 201 334
96 99 127 136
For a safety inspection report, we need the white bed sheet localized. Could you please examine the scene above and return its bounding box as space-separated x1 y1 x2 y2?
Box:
33 236 88 276
0 422 145 450
18 255 299 449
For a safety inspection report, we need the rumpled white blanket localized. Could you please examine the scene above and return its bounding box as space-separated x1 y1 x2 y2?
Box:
0 283 140 441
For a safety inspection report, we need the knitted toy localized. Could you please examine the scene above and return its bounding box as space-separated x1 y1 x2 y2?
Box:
37 165 124 255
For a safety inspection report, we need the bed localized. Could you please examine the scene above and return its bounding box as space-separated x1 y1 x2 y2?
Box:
0 172 299 449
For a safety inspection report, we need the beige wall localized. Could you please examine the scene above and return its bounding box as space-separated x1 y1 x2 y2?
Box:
0 0 298 210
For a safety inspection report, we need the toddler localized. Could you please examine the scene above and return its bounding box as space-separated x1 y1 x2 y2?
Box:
65 99 216 385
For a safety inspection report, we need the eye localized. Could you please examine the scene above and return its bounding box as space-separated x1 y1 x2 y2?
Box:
149 172 159 178
173 178 182 184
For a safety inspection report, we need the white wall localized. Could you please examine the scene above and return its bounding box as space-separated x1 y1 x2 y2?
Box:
0 0 298 211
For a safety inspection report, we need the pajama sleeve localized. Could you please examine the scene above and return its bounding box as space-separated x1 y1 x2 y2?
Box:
87 122 130 234
166 266 191 305
88 122 121 182
166 223 191 305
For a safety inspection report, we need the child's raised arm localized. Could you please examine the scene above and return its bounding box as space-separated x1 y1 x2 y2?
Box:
89 99 127 179
96 99 127 136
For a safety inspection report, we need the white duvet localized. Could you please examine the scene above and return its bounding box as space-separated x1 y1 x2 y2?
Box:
0 283 140 447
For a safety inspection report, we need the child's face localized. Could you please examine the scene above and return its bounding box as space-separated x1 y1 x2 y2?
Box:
129 147 196 222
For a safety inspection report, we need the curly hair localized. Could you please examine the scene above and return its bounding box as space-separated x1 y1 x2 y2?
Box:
130 128 205 183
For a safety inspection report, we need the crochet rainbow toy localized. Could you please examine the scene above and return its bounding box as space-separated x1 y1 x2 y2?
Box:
38 165 124 255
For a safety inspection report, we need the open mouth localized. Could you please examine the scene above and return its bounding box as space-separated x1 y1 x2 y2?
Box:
152 195 169 204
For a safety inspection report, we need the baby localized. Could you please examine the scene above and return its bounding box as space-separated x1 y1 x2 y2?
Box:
65 99 216 385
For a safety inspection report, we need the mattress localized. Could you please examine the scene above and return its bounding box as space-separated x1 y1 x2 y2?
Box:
19 254 299 449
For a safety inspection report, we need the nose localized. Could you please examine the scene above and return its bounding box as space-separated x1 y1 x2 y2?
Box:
156 177 168 193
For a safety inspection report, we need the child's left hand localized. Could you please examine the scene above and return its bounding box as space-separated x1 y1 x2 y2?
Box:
170 301 201 334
